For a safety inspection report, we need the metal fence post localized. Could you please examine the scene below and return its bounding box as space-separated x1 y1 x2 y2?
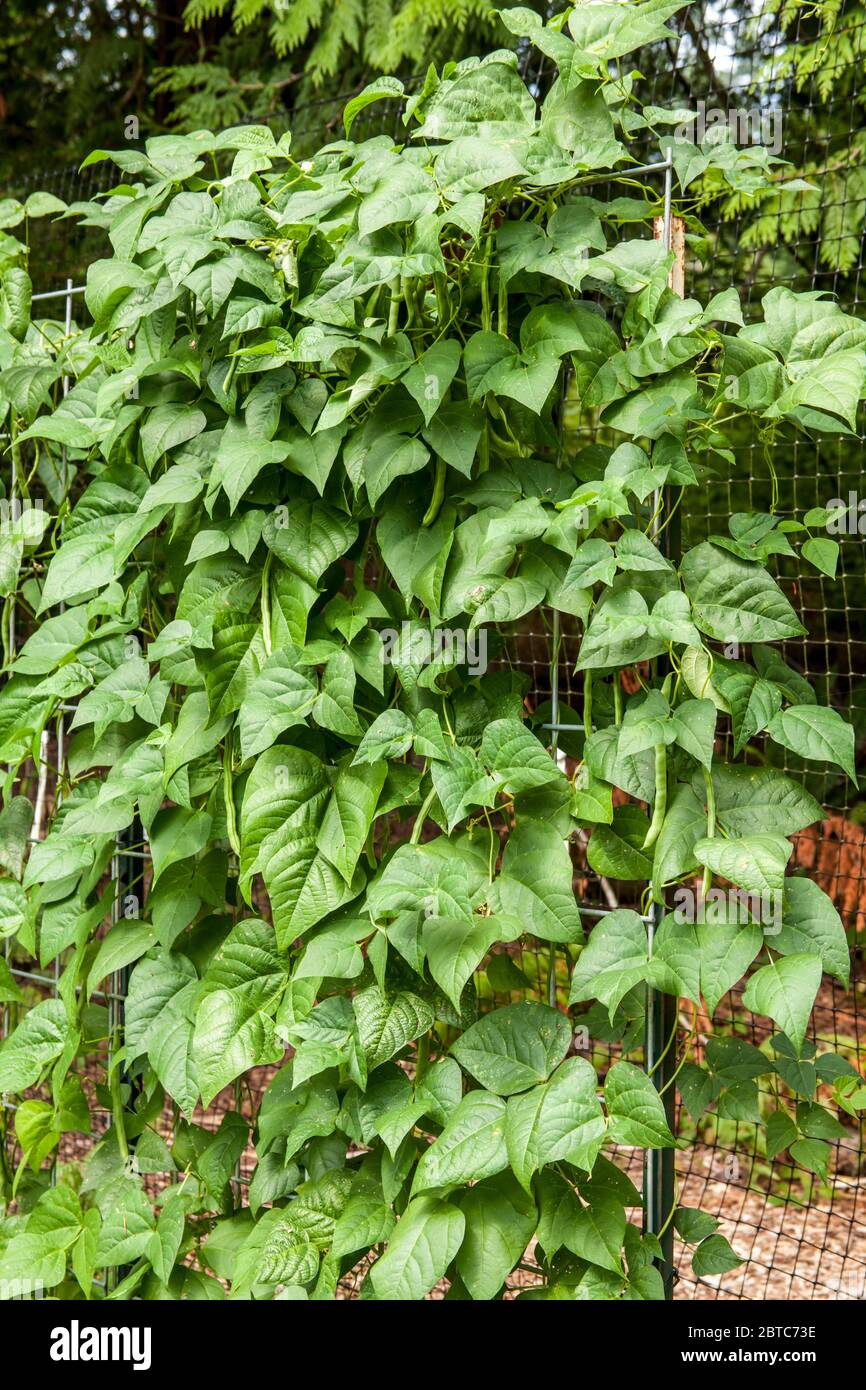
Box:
643 150 681 1297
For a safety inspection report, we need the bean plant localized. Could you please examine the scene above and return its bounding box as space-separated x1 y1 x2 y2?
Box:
0 1 864 1302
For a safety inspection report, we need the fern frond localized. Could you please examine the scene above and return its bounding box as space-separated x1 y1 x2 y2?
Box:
305 0 365 80
183 0 235 24
269 0 328 58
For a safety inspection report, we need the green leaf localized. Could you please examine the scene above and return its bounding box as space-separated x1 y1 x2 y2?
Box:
0 877 29 937
789 1137 830 1177
651 784 706 889
604 1061 676 1148
422 915 515 1011
719 673 782 755
237 653 317 759
313 650 364 738
257 829 359 948
681 542 806 643
671 699 716 769
692 909 763 1014
149 806 212 886
557 1191 627 1274
87 922 156 997
332 1192 395 1258
343 76 404 136
766 704 858 783
491 820 583 943
576 590 662 671
208 421 294 512
0 796 34 880
674 1207 720 1244
353 987 434 1069
125 954 196 1060
693 832 791 899
741 953 822 1056
765 1108 798 1159
352 710 414 764
38 535 116 612
316 759 386 885
262 502 358 588
691 1233 742 1277
801 536 839 578
423 401 483 476
706 1035 773 1082
364 435 430 509
451 1002 572 1096
700 765 822 837
0 999 69 1092
369 1196 465 1300
454 1173 537 1298
479 719 562 794
774 876 849 986
402 340 461 424
568 909 648 1016
505 1056 605 1189
231 1209 318 1296
239 744 329 898
413 1091 508 1192
295 915 369 982
146 1187 188 1285
95 1175 155 1267
465 331 560 413
193 929 286 1107
141 403 207 471
587 806 653 880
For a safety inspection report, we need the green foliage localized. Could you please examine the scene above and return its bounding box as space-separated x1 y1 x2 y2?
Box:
690 0 866 276
0 1 863 1301
153 0 526 137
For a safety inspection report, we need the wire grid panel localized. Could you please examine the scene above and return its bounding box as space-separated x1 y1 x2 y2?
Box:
1 282 127 1282
4 8 866 1300
638 0 866 1301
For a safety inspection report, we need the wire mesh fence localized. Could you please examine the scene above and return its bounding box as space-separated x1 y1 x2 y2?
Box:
647 0 866 1303
2 0 866 1301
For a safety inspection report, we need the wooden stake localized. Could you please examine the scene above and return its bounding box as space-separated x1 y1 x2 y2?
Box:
653 213 686 297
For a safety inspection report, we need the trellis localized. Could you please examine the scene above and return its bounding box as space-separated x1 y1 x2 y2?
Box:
4 0 866 1302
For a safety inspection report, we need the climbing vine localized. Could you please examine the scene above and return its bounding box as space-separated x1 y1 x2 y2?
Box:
0 1 864 1301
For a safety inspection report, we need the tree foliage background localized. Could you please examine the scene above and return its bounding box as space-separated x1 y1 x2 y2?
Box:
0 1 546 183
3 1 866 295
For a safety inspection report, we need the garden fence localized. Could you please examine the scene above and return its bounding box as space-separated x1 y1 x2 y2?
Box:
4 0 866 1300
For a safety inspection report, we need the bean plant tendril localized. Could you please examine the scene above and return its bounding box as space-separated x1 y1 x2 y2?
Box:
0 1 863 1302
